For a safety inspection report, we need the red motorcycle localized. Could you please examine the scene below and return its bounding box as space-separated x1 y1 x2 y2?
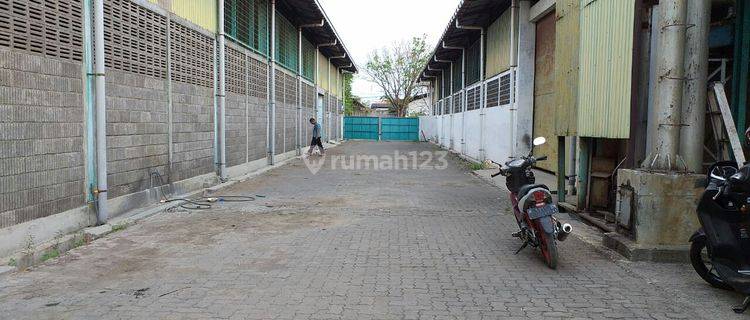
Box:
492 137 572 269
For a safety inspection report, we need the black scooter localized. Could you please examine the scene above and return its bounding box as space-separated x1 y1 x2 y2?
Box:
689 161 750 313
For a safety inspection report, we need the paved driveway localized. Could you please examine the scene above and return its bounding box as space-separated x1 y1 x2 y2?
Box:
0 141 744 319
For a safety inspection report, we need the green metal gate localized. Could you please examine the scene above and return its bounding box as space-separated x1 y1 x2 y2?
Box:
344 117 419 141
381 117 419 141
344 117 379 140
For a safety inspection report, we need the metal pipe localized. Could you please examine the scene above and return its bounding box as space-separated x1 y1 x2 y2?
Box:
646 0 688 171
328 57 331 141
510 0 520 68
297 27 303 156
479 28 486 161
166 15 174 179
456 20 485 160
82 0 96 203
217 0 228 178
93 0 108 224
557 223 573 242
510 0 519 157
680 0 710 173
268 0 277 165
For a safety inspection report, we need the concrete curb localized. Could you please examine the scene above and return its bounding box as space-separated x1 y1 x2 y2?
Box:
1 142 343 275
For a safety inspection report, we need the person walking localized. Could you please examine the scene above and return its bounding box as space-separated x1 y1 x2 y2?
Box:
308 118 325 156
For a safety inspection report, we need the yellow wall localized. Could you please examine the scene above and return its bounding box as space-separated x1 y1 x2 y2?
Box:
554 0 580 136
485 10 511 78
330 63 339 96
148 0 218 33
317 50 329 91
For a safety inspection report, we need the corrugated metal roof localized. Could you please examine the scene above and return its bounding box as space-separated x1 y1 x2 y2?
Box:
419 0 511 82
576 0 635 138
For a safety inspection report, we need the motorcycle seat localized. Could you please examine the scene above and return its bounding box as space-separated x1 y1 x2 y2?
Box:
518 184 548 197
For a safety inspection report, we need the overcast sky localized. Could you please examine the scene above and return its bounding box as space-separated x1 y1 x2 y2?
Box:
317 0 459 102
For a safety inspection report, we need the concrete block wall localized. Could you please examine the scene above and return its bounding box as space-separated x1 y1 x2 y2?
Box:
0 49 86 229
105 71 170 198
248 96 268 161
170 82 215 182
0 0 346 258
226 92 248 167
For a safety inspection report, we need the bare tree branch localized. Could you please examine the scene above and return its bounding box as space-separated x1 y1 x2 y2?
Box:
365 36 431 117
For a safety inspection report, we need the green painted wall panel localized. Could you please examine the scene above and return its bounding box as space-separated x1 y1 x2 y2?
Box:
576 0 635 138
554 0 579 136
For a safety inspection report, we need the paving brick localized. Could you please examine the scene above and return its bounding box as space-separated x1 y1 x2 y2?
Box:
0 142 743 319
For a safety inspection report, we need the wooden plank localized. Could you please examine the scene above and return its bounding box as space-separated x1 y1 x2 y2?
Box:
707 90 729 160
713 82 746 165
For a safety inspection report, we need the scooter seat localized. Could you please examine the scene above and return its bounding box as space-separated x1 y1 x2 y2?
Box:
518 184 548 197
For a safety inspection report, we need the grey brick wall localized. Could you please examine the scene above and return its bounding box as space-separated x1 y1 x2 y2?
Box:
0 0 332 231
0 49 85 229
171 82 214 181
226 92 247 167
105 71 170 198
248 97 267 162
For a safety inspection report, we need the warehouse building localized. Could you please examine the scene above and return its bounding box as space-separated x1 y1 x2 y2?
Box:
0 0 356 257
419 0 750 256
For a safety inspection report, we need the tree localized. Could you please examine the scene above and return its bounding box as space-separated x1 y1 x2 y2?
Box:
343 73 353 114
365 36 431 117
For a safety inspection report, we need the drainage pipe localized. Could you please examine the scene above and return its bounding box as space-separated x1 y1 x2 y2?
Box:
82 0 96 203
93 0 108 224
217 0 228 178
455 21 485 160
509 0 520 157
647 0 688 171
328 54 345 140
297 21 325 155
443 42 465 154
297 28 303 156
268 0 277 165
680 0 710 173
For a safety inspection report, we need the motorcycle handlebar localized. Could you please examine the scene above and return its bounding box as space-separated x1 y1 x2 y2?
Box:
536 156 548 162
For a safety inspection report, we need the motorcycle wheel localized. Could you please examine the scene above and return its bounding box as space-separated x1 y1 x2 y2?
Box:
538 227 558 269
690 236 733 290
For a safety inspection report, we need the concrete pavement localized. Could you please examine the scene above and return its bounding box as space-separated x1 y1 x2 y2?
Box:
0 141 744 319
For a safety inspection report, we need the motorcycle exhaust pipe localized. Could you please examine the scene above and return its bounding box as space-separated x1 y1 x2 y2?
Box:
557 223 573 242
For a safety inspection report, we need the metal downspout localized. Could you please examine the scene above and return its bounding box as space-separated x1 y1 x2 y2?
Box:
217 0 228 179
296 21 324 155
509 0 520 157
328 57 331 142
645 0 688 171
680 0 710 173
455 20 485 160
442 42 464 153
268 0 277 165
326 55 345 141
93 0 108 224
479 29 485 161
82 0 96 204
316 41 337 142
297 28 303 156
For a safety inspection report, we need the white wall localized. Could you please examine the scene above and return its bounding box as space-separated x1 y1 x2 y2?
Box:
421 105 514 164
464 110 482 160
484 106 515 163
451 114 462 152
